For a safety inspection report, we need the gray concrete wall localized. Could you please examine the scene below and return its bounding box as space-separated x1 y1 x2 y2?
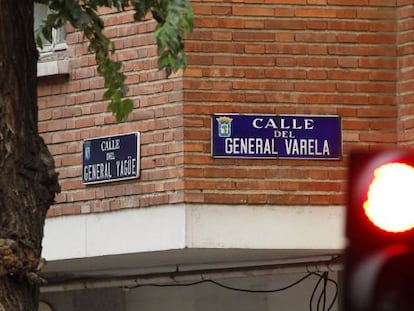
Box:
40 272 338 311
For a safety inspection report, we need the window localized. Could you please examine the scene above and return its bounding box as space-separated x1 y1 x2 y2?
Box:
34 2 66 53
35 3 70 77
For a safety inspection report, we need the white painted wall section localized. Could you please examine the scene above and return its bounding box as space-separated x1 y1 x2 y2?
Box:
42 204 345 261
186 205 344 250
43 205 187 261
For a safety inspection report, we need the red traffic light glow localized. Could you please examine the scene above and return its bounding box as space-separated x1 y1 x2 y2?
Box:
364 162 414 233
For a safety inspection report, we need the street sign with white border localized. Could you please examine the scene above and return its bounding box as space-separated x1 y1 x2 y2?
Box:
82 132 140 184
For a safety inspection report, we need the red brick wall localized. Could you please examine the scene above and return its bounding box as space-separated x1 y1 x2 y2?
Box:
182 1 400 206
398 2 414 144
37 2 409 216
38 9 186 216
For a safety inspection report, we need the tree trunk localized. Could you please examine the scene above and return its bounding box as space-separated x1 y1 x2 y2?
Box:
0 1 60 310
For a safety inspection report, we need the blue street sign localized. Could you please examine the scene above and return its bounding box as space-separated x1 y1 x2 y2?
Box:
82 132 140 184
212 114 342 159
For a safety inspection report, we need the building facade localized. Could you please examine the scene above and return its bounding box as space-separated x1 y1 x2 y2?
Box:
37 1 414 310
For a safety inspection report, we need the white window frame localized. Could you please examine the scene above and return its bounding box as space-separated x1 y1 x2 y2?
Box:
34 2 67 54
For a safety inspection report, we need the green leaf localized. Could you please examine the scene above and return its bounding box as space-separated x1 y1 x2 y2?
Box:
39 0 192 122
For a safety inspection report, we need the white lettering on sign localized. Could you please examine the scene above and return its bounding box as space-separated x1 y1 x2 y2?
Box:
225 138 278 155
274 130 295 138
83 162 112 182
252 117 314 130
101 138 121 151
116 156 137 177
106 152 115 160
284 139 330 156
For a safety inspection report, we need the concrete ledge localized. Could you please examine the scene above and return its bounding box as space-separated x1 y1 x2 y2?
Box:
42 204 345 261
37 59 70 77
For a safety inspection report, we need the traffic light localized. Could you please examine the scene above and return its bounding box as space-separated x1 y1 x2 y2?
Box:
344 149 414 311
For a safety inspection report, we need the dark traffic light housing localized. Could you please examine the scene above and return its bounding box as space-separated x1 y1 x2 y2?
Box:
344 149 414 311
